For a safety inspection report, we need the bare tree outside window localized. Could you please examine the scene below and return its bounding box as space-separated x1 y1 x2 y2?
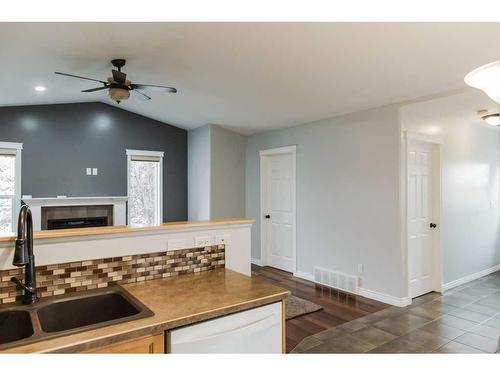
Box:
128 159 160 227
0 154 15 234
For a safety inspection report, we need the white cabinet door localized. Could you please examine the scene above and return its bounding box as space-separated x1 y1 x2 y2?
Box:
167 302 282 353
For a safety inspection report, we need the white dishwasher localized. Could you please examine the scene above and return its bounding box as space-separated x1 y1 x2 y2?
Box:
167 302 282 353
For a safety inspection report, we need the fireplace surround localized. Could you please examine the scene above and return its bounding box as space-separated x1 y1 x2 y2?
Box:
42 205 113 230
22 197 128 231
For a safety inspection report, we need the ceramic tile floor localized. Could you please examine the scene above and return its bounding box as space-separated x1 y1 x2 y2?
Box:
291 271 500 354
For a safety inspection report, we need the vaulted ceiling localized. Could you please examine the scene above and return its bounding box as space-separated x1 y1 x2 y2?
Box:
1 23 500 134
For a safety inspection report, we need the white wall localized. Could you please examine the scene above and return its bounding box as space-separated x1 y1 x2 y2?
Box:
246 105 405 299
188 125 246 220
188 125 211 220
188 90 499 303
210 125 246 219
0 222 253 276
401 91 500 285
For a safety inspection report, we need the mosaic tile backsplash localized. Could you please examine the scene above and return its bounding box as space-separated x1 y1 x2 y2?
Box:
0 245 225 305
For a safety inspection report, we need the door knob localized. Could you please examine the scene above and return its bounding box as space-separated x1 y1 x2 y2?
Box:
430 223 437 228
265 215 271 219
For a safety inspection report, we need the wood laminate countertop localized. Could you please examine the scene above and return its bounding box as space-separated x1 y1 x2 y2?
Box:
0 269 289 353
0 218 255 243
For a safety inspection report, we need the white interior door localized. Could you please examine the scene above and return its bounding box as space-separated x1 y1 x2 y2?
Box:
408 140 436 298
261 148 296 273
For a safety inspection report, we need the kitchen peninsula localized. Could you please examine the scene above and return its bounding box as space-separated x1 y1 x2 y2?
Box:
0 218 289 353
0 218 254 277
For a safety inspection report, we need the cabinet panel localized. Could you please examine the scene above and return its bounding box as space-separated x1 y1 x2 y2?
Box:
85 333 164 354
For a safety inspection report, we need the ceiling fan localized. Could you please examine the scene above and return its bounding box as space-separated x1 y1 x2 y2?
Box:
55 59 177 103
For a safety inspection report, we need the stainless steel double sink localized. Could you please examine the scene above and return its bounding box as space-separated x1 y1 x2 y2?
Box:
0 285 153 350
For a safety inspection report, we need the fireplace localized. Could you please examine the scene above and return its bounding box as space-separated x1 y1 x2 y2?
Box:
41 205 114 230
47 216 108 230
22 197 127 231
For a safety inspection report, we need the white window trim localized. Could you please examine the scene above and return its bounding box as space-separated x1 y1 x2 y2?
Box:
126 149 164 226
126 149 164 158
0 141 23 151
0 141 23 234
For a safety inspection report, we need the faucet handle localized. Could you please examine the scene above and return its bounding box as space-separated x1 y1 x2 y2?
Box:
11 276 36 293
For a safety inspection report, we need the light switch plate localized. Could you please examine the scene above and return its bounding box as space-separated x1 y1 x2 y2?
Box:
86 168 92 175
92 168 98 175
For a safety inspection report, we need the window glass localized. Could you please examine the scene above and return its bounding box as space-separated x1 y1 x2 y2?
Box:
129 160 159 227
0 154 15 195
0 198 13 233
0 154 16 234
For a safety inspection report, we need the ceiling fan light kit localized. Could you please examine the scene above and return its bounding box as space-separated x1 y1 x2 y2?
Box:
108 87 130 102
54 59 177 103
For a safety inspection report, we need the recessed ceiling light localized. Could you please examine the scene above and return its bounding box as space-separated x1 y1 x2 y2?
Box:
34 85 46 92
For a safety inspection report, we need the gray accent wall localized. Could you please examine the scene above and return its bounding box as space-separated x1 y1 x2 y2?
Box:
246 105 404 298
0 102 187 221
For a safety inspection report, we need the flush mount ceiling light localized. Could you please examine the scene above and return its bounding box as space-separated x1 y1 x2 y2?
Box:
465 60 500 104
481 112 500 126
34 85 46 92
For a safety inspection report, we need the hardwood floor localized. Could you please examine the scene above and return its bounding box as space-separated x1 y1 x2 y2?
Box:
251 264 390 352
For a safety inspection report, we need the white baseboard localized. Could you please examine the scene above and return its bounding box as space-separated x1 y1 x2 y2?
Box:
293 270 314 282
292 269 410 307
441 264 500 292
358 288 412 307
250 258 263 266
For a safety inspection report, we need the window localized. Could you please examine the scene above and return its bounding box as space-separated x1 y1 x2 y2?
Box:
126 149 163 227
0 142 22 234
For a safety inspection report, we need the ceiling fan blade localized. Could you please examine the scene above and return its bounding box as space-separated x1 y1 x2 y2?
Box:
55 72 107 84
131 84 177 93
132 89 151 100
81 86 108 92
112 69 127 84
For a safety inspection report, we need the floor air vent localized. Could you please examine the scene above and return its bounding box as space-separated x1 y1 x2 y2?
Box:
313 267 359 294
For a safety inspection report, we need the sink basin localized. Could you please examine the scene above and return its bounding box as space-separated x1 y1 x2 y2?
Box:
0 310 34 345
37 292 141 333
0 285 153 351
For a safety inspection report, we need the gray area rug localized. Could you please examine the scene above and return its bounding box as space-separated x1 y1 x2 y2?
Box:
286 295 323 320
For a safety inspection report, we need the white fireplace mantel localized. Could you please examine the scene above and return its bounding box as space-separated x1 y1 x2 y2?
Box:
22 196 128 231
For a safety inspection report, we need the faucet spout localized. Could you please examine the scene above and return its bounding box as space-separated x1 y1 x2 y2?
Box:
10 204 39 304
